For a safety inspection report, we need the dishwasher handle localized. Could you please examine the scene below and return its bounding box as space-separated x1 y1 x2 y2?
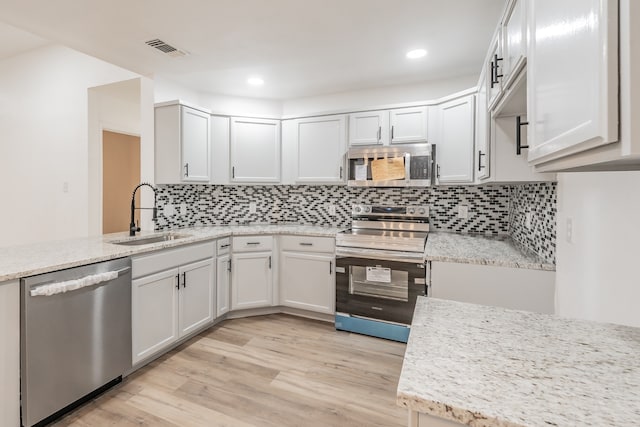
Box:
29 268 129 297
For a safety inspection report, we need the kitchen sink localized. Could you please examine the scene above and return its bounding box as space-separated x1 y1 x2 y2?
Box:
110 233 192 246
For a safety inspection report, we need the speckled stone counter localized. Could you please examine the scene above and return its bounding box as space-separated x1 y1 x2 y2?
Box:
0 224 342 282
425 232 555 271
397 297 640 427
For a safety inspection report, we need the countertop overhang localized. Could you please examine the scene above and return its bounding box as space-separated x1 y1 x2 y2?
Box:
397 297 640 427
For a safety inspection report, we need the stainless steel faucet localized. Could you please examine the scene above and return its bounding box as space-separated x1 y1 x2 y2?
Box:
130 183 157 236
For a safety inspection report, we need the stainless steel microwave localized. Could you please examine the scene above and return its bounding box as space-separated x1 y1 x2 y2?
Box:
346 143 435 187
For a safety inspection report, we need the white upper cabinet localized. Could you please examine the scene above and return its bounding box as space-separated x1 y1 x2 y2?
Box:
436 95 475 184
291 115 347 183
230 117 281 183
389 106 428 144
155 102 211 184
526 0 619 165
487 31 503 110
502 0 527 88
348 111 388 145
475 69 490 181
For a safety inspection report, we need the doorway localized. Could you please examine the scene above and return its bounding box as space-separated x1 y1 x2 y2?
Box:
102 130 141 234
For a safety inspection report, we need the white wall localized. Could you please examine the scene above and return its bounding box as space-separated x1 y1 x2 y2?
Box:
0 45 139 247
282 74 478 117
87 77 156 236
556 171 640 327
154 76 283 118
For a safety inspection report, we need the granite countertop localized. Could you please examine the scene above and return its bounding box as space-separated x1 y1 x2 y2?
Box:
0 224 342 282
397 297 640 427
425 232 555 271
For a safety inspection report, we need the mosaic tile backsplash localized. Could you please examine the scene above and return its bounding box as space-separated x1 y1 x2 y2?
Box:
155 183 556 263
508 182 557 264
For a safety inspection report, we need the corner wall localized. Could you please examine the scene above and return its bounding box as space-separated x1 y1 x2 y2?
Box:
556 171 640 327
0 45 139 247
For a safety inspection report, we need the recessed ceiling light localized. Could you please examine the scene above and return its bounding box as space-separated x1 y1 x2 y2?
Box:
247 77 264 86
406 49 427 59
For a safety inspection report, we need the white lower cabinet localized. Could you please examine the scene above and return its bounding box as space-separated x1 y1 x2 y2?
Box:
429 261 555 314
232 252 273 310
0 280 19 427
231 236 274 310
216 238 231 317
132 242 214 365
280 251 335 314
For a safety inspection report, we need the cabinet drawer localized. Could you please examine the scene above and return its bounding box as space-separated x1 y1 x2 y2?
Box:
132 241 214 279
217 237 231 256
280 235 335 253
232 235 273 252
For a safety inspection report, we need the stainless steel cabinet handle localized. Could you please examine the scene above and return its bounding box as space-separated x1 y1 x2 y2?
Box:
478 150 486 171
299 242 313 246
246 242 260 245
220 243 230 249
182 272 186 288
329 261 332 275
339 166 343 179
268 256 272 269
228 259 232 272
391 125 395 140
377 126 381 142
175 274 180 290
184 163 189 177
436 164 441 179
232 166 235 179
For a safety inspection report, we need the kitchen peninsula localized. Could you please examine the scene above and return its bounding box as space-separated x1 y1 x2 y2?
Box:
397 297 640 427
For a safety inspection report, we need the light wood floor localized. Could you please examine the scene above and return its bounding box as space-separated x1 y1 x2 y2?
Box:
53 314 408 427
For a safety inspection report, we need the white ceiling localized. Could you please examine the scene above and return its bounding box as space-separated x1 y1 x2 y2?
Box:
0 0 505 100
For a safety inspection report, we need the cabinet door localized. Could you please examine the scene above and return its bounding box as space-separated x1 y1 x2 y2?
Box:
181 106 211 182
178 259 214 337
437 95 475 184
527 0 618 164
389 106 428 144
216 253 231 317
502 0 527 88
230 118 281 182
0 281 19 427
348 111 388 145
295 115 347 183
231 251 273 310
132 269 179 364
487 32 503 109
280 252 335 314
476 69 490 181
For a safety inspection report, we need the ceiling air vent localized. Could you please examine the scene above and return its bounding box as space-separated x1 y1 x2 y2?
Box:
145 39 188 58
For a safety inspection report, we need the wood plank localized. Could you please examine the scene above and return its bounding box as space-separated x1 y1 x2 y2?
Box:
52 314 406 427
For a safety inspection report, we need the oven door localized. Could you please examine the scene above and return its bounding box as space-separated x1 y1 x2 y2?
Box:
336 256 425 325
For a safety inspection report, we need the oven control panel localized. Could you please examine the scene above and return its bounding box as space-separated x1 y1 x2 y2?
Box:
351 205 429 218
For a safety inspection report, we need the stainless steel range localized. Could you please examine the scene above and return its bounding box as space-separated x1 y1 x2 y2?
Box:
335 205 429 342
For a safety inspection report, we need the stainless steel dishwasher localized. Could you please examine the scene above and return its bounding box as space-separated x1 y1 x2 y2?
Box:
21 257 132 427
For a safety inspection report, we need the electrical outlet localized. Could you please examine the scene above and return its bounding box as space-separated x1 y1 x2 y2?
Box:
458 205 469 219
179 203 187 216
328 205 336 216
525 212 532 229
249 202 257 214
164 204 175 217
62 182 69 193
566 218 573 243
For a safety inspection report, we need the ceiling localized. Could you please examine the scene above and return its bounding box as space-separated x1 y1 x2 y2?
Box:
0 0 505 100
